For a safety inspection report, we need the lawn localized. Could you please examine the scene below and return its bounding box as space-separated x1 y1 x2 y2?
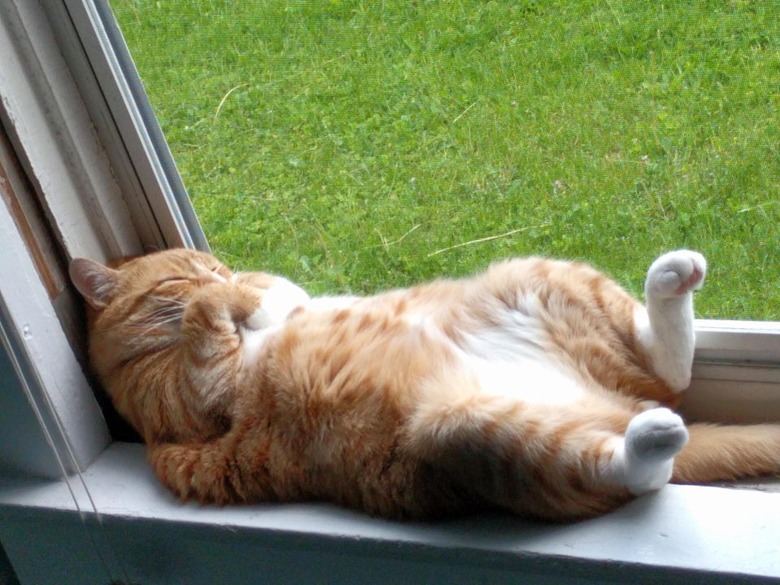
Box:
111 0 779 319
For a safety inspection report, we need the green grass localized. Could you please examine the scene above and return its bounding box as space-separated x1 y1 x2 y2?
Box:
111 0 779 319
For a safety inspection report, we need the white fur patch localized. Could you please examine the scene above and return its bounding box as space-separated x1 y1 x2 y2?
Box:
468 356 585 406
459 295 585 406
260 279 310 323
239 324 278 365
235 277 308 365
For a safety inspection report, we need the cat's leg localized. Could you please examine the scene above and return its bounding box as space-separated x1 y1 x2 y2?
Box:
181 282 263 412
149 441 241 504
183 282 263 343
404 383 690 519
635 250 706 391
605 407 689 494
148 433 275 505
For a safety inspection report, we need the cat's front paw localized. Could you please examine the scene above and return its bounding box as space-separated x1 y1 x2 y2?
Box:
645 250 707 299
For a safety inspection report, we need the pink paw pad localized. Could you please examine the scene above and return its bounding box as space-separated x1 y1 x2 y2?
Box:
674 264 704 294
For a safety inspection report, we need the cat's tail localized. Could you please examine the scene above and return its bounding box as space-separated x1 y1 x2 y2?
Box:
672 422 780 484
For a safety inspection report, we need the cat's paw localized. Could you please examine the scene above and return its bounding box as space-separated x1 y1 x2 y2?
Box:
645 250 707 299
626 407 688 463
622 408 687 494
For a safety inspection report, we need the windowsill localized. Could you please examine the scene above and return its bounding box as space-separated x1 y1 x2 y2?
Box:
1 443 778 584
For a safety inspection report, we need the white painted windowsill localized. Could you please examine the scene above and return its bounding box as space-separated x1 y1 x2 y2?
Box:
1 443 778 584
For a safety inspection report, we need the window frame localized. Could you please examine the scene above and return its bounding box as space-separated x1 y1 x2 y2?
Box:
0 0 778 583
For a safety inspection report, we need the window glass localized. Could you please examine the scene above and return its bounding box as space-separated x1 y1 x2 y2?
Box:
111 2 779 320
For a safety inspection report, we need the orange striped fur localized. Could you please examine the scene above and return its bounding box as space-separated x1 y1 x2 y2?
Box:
69 248 780 521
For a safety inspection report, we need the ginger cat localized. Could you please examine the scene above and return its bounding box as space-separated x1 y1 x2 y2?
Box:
69 249 780 521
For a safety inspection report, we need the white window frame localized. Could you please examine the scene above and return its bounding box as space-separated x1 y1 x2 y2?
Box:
0 1 778 583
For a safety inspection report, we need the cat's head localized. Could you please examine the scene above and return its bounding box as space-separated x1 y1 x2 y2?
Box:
69 248 234 350
69 248 236 440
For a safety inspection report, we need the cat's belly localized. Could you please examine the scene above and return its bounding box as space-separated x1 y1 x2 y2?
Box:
458 319 586 406
467 356 585 406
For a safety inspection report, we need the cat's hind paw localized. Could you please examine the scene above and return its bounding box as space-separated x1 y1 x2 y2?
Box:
622 408 688 494
645 250 707 299
626 408 688 463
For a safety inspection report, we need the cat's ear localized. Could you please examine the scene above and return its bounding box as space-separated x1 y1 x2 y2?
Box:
68 258 120 309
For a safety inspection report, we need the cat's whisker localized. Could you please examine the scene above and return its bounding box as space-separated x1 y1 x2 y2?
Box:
121 312 184 347
146 295 187 308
